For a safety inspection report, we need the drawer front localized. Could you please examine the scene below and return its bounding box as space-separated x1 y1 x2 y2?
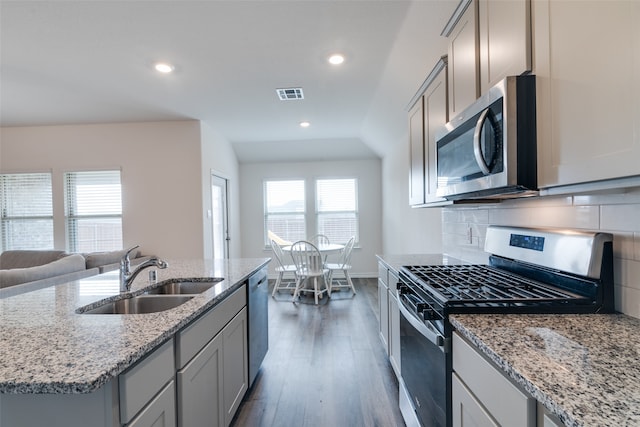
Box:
453 333 534 426
126 381 176 427
378 262 389 286
120 339 175 424
176 285 246 368
388 269 399 297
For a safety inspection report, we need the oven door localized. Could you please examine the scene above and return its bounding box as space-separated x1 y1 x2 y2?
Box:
398 287 448 427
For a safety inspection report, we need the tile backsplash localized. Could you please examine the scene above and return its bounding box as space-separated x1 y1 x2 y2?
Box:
442 188 640 319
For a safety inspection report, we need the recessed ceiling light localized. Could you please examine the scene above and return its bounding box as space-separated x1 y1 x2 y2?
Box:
154 63 175 73
328 54 345 65
299 121 311 128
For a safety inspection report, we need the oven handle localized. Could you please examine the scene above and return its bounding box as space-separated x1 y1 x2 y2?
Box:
398 293 445 348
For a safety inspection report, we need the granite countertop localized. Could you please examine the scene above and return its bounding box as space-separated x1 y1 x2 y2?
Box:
451 313 640 427
0 258 270 395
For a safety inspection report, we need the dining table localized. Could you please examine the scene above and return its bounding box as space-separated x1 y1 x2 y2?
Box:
280 242 345 300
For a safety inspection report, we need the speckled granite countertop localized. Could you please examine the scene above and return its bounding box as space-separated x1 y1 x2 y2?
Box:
0 258 269 394
451 313 640 427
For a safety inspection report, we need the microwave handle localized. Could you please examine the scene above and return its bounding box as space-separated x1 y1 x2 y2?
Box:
473 108 492 175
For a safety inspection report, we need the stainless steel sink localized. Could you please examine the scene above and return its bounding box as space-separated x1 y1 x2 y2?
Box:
81 295 194 314
144 279 223 295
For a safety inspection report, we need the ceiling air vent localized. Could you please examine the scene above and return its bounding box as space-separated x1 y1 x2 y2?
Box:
276 87 304 101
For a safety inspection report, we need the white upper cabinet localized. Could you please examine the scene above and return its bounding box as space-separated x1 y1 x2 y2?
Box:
408 97 426 206
444 0 532 119
408 57 449 207
445 0 479 118
478 0 531 93
534 0 640 190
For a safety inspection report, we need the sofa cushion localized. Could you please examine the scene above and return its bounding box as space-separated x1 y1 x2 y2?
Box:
0 250 68 270
0 254 86 288
84 248 139 270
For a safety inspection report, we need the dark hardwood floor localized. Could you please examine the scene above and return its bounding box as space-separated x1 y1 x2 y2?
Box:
232 278 405 427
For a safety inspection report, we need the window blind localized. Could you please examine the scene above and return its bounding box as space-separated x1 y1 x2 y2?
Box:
65 170 122 252
316 178 358 245
0 172 54 250
264 180 306 245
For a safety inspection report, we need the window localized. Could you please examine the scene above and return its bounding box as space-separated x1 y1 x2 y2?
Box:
65 170 122 252
264 180 305 245
0 172 54 251
316 178 358 244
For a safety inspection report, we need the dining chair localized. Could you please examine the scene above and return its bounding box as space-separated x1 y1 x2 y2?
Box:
309 234 331 263
309 234 330 246
325 236 356 295
289 240 330 305
270 239 298 297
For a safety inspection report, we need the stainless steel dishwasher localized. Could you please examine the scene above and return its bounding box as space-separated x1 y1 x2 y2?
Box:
247 266 269 387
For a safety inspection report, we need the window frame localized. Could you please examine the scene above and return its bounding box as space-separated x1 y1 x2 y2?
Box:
263 179 306 247
0 172 54 251
314 177 359 246
64 169 123 253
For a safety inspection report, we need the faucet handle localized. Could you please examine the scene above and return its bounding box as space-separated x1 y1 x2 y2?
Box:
121 245 140 268
124 245 140 259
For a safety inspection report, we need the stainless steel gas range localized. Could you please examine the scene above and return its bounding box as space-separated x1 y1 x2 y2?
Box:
396 226 615 427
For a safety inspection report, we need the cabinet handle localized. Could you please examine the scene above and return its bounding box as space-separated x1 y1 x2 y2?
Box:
473 108 492 175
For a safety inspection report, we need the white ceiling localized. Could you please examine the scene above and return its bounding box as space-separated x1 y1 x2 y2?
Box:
0 0 455 163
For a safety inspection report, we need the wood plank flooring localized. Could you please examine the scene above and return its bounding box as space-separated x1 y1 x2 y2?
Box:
231 278 405 427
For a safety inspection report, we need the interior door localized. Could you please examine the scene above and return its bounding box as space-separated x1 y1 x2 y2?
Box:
211 174 229 259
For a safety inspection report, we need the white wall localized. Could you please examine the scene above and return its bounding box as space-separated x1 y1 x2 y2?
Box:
364 0 453 256
0 121 208 259
200 122 242 258
441 191 640 319
382 139 443 255
239 159 382 277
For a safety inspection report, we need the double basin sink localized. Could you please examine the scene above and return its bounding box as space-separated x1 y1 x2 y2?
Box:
79 279 224 315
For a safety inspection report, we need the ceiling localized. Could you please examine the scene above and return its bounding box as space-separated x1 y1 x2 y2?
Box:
0 0 455 163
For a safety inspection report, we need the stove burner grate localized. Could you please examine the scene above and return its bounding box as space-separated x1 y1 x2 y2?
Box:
404 265 590 305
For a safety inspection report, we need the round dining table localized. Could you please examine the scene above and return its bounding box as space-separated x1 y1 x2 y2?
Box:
280 242 344 255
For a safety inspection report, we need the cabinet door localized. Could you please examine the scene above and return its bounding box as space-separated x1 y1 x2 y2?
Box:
424 65 448 203
408 97 426 206
378 279 389 354
447 0 479 118
478 0 531 93
177 333 224 427
388 292 401 378
534 0 640 188
452 373 498 427
127 381 177 427
223 307 249 427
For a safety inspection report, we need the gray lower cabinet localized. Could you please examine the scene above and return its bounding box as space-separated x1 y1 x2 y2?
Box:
452 332 535 427
127 381 176 427
175 285 247 427
222 308 248 426
378 277 389 354
177 332 224 427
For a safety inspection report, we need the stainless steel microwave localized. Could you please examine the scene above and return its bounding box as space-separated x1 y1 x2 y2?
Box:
435 75 537 200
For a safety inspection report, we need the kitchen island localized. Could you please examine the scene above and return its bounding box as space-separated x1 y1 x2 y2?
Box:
451 313 640 427
0 257 270 426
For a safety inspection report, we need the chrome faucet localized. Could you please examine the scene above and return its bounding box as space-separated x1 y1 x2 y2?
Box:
120 245 168 292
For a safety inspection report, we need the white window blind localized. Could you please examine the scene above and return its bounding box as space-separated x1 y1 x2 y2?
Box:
316 178 358 245
264 180 306 245
65 170 123 253
0 172 54 251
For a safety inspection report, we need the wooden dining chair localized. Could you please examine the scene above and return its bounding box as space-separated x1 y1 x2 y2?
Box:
270 239 297 297
289 240 330 305
325 236 356 295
